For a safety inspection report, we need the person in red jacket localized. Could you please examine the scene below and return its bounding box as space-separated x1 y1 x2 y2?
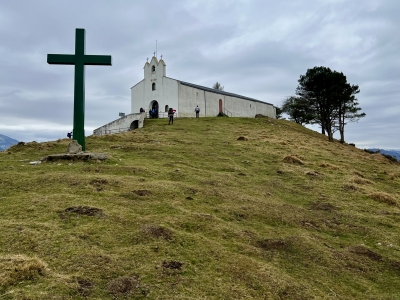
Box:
168 107 176 125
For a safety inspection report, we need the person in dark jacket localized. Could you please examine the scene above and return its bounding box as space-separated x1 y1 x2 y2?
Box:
195 105 200 118
168 107 176 125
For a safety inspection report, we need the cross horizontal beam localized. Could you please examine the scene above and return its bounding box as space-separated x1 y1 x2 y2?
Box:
47 54 112 65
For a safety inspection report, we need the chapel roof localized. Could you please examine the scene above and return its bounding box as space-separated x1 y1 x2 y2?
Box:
177 80 274 106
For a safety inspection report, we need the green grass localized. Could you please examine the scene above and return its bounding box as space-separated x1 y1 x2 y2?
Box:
1 117 400 299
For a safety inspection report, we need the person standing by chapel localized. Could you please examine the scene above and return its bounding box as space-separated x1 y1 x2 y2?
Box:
168 107 176 125
195 105 200 118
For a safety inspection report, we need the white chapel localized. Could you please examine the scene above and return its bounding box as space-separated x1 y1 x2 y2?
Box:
130 56 276 118
93 56 276 135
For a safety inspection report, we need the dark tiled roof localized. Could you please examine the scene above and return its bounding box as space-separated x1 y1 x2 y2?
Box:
178 80 274 106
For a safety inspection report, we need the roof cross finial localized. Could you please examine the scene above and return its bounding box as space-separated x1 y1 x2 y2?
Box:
146 57 148 62
160 54 163 60
153 51 155 57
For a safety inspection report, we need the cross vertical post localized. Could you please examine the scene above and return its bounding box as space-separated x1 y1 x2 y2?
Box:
47 28 112 151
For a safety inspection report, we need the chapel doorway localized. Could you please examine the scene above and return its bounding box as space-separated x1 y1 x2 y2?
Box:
149 100 159 118
219 99 223 113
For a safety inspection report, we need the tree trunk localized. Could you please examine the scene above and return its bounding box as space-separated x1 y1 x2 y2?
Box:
339 128 345 143
327 131 334 142
325 122 334 142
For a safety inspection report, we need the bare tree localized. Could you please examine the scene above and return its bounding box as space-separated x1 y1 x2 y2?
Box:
212 82 224 91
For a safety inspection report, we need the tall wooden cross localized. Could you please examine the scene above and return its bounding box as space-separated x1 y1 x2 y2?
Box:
47 28 112 151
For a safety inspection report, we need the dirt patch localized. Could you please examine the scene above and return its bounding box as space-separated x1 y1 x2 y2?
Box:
132 189 152 196
256 239 290 251
186 196 194 200
107 275 140 296
283 155 304 165
141 224 173 241
162 260 183 270
348 246 382 261
310 201 337 211
89 179 108 185
390 260 400 272
237 136 248 141
77 278 94 297
64 206 103 217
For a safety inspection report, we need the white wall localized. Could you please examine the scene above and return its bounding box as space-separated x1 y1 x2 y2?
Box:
178 85 207 117
131 80 145 114
93 113 145 135
177 83 275 118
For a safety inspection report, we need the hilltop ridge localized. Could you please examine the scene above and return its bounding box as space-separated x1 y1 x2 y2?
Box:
1 117 399 299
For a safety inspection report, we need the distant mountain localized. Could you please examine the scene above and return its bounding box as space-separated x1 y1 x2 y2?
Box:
367 148 400 161
0 134 19 151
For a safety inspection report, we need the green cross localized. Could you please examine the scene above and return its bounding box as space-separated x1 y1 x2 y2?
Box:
47 28 112 151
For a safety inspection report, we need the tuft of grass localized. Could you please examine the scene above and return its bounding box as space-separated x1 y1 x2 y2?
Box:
283 155 304 165
319 162 339 169
0 255 47 286
368 192 398 206
351 176 374 185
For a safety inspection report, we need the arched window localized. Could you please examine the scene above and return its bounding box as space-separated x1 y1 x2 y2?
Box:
165 105 169 112
152 83 156 90
152 65 155 72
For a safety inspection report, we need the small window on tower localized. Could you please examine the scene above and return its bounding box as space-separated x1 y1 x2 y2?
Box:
152 65 155 72
152 83 156 90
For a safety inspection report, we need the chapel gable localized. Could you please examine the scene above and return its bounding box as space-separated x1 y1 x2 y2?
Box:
143 56 166 78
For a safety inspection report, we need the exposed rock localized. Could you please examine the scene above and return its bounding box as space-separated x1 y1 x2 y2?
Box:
67 140 82 154
41 152 108 162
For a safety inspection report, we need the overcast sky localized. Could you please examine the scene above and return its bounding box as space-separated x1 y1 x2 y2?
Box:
0 0 399 149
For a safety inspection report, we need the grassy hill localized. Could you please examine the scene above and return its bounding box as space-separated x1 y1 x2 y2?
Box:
1 117 399 299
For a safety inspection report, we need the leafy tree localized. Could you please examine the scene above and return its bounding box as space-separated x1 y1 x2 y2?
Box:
336 83 365 143
281 96 314 125
295 66 365 142
275 106 283 119
212 82 224 91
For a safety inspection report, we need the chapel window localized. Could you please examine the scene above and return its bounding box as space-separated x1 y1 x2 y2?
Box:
152 83 156 90
152 65 155 72
165 105 169 112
